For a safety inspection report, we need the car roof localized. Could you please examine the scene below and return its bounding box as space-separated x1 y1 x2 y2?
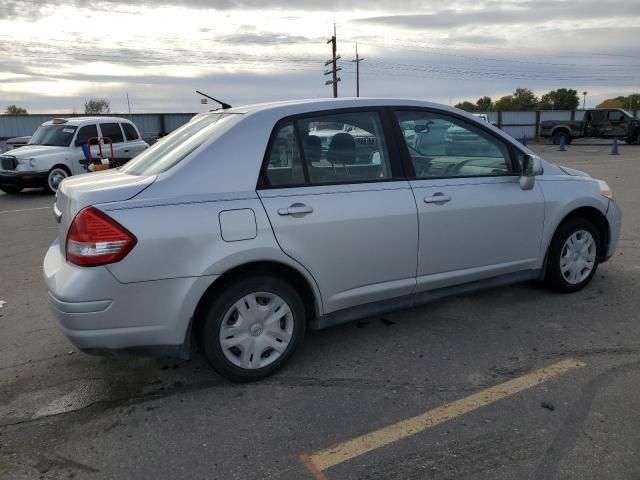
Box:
42 116 134 126
220 97 463 117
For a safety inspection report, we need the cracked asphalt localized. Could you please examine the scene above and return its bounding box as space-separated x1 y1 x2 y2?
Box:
1 143 639 479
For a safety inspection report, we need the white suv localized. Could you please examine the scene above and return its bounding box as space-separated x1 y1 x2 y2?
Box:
0 116 148 194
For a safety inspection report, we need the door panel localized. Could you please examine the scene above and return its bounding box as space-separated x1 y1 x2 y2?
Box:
411 177 545 291
259 182 418 313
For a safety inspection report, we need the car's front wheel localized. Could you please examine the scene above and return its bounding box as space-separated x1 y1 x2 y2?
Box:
45 166 69 193
0 185 23 194
200 275 306 382
545 217 600 293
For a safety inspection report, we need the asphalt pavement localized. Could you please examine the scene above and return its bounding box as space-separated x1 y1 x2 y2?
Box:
1 144 639 480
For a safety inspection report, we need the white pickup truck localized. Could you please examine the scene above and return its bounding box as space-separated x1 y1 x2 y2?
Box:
0 116 148 194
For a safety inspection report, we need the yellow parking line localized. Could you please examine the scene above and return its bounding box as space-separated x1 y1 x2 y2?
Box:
303 358 585 473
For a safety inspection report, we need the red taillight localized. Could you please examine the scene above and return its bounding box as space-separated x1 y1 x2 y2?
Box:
66 207 137 267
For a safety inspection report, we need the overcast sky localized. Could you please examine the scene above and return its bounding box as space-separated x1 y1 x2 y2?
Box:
1 0 639 113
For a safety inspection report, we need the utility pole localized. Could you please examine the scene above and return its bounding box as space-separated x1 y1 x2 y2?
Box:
324 23 340 98
351 43 364 97
582 91 588 110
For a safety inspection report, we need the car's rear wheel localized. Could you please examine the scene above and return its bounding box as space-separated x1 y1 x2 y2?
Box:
545 218 600 293
45 166 69 193
200 275 306 382
0 185 23 194
552 131 571 145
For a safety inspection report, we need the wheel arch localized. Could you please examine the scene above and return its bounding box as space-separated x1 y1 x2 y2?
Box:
544 206 610 271
50 163 72 175
190 260 321 348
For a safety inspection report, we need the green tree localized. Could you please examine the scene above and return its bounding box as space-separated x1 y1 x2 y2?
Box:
454 101 477 112
538 88 579 110
84 98 110 115
493 95 514 111
5 105 28 115
511 88 538 111
475 96 492 111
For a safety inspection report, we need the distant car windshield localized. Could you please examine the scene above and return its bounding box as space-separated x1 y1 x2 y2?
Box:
29 125 77 147
120 112 239 175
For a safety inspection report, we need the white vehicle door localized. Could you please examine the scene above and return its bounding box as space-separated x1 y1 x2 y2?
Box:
258 110 419 315
120 122 147 161
98 122 127 165
393 109 546 292
70 123 99 174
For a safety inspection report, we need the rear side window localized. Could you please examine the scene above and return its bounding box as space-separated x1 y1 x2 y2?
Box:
261 110 393 187
121 122 140 141
75 124 98 144
100 123 124 143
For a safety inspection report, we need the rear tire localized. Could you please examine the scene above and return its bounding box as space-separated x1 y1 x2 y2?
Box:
0 185 23 194
552 131 571 145
199 274 306 382
544 218 600 293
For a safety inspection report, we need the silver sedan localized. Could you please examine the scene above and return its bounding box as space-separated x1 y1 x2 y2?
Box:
44 98 621 382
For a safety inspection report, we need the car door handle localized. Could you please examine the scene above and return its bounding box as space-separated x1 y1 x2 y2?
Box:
277 203 314 216
124 149 129 153
424 193 451 204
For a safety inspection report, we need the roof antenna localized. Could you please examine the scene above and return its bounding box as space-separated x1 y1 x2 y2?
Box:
195 90 232 110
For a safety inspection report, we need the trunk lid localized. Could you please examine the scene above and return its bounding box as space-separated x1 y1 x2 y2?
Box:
54 170 155 253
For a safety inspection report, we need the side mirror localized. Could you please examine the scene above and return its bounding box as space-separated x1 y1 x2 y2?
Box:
520 154 543 190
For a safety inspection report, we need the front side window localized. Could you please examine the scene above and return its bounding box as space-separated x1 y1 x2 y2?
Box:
395 111 512 179
99 123 124 143
75 124 98 145
29 125 77 147
608 110 628 122
297 111 392 184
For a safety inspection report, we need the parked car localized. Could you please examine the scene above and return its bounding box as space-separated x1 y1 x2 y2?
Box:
540 108 640 144
44 98 621 382
4 136 31 150
0 117 148 194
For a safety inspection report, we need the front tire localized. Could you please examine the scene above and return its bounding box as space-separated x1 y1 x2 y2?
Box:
45 166 70 193
545 218 600 293
0 185 23 194
200 275 306 382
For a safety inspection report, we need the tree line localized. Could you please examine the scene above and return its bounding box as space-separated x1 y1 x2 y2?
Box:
455 89 640 112
3 98 111 116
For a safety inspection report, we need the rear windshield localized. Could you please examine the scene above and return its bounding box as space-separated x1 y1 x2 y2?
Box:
120 113 238 175
29 125 77 147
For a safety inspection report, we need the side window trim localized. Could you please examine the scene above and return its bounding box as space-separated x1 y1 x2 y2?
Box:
392 107 519 180
292 120 310 184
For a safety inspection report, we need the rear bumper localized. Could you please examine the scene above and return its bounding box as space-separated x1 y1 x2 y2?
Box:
605 199 622 261
43 240 217 356
0 169 48 187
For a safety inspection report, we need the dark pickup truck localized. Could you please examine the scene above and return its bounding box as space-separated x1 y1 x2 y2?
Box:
540 108 640 144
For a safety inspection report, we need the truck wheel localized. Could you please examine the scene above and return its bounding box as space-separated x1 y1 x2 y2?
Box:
199 274 306 382
544 217 600 293
44 166 70 193
0 185 23 194
552 131 571 145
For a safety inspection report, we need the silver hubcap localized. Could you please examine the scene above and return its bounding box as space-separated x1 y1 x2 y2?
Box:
48 169 68 191
219 292 294 370
560 230 596 284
